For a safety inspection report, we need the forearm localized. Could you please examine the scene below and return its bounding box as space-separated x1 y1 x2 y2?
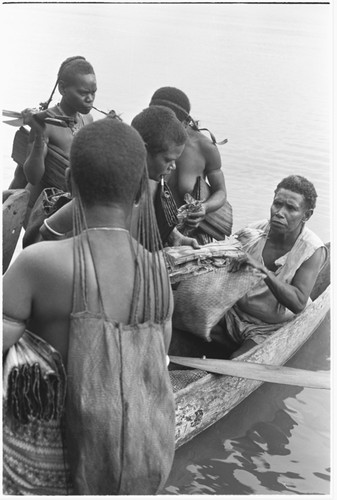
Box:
203 188 227 214
263 271 306 314
23 136 47 185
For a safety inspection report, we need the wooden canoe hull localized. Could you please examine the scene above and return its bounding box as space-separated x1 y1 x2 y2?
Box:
3 189 29 274
172 284 330 449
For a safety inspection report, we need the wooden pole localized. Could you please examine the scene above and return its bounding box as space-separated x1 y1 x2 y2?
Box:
170 356 330 390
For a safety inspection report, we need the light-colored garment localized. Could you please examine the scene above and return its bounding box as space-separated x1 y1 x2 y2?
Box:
223 219 327 345
3 330 73 495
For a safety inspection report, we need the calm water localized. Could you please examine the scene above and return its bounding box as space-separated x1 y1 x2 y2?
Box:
1 2 333 497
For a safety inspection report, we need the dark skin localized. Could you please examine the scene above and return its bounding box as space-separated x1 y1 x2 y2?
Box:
167 125 227 228
36 142 200 249
22 73 96 217
3 201 173 365
224 188 326 358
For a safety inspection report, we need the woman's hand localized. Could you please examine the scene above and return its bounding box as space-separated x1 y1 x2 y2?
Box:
168 228 200 249
21 108 46 135
185 203 207 228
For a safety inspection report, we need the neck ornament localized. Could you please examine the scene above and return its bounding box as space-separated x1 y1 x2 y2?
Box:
83 227 129 234
57 103 83 136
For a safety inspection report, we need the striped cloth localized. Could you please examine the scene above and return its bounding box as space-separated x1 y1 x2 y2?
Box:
2 331 73 495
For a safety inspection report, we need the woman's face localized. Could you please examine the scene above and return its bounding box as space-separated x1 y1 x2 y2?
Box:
60 73 97 115
147 142 185 182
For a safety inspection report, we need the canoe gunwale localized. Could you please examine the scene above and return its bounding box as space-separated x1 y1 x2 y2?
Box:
173 284 330 449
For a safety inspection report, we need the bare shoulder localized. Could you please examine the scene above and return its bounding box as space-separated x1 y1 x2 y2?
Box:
196 132 222 171
9 239 73 277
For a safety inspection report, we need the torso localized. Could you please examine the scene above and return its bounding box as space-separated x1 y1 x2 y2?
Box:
43 105 92 154
26 232 137 364
167 128 209 207
23 231 170 364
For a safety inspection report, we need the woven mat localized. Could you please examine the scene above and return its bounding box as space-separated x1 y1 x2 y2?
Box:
169 368 207 393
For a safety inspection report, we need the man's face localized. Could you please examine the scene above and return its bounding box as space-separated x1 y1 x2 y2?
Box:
270 188 312 234
147 142 185 182
61 73 97 114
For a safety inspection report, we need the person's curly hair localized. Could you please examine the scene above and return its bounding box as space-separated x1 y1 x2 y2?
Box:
131 106 187 156
149 87 191 123
275 175 317 210
70 118 146 206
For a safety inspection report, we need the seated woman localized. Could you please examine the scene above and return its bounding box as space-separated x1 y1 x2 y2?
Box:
211 175 328 358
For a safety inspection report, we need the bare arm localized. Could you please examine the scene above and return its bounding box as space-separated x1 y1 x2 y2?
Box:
186 144 227 227
22 109 48 185
203 144 227 214
244 247 326 313
40 199 74 240
2 251 34 351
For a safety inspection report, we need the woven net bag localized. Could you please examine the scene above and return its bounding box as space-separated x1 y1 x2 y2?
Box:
172 264 261 341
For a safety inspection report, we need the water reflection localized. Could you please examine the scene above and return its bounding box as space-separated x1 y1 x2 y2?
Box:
163 315 330 495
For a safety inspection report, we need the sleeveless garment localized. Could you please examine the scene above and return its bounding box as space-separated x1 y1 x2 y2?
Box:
223 219 328 344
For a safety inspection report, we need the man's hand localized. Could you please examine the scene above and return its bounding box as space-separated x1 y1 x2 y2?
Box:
228 252 268 278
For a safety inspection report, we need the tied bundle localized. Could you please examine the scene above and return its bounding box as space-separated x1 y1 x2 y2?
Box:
164 239 262 340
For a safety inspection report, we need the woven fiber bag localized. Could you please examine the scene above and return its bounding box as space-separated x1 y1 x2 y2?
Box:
172 264 261 341
11 126 29 166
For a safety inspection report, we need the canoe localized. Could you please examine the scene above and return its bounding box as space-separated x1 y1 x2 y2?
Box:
169 244 330 449
3 189 29 274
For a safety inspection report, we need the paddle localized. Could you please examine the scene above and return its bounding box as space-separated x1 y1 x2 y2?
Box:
170 356 330 390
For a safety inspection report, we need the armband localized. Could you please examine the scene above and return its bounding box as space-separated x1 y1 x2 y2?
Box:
40 219 65 241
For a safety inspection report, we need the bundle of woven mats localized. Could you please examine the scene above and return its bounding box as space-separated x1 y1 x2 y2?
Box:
164 237 261 341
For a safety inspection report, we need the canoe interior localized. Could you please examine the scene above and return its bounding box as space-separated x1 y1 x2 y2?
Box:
169 245 330 449
3 189 29 274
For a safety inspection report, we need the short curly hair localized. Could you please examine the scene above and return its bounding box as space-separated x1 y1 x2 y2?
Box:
149 87 191 122
131 106 187 156
70 118 146 206
275 175 317 210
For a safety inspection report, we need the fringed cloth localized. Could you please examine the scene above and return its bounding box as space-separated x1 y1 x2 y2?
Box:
65 178 175 494
41 144 70 191
3 330 73 495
